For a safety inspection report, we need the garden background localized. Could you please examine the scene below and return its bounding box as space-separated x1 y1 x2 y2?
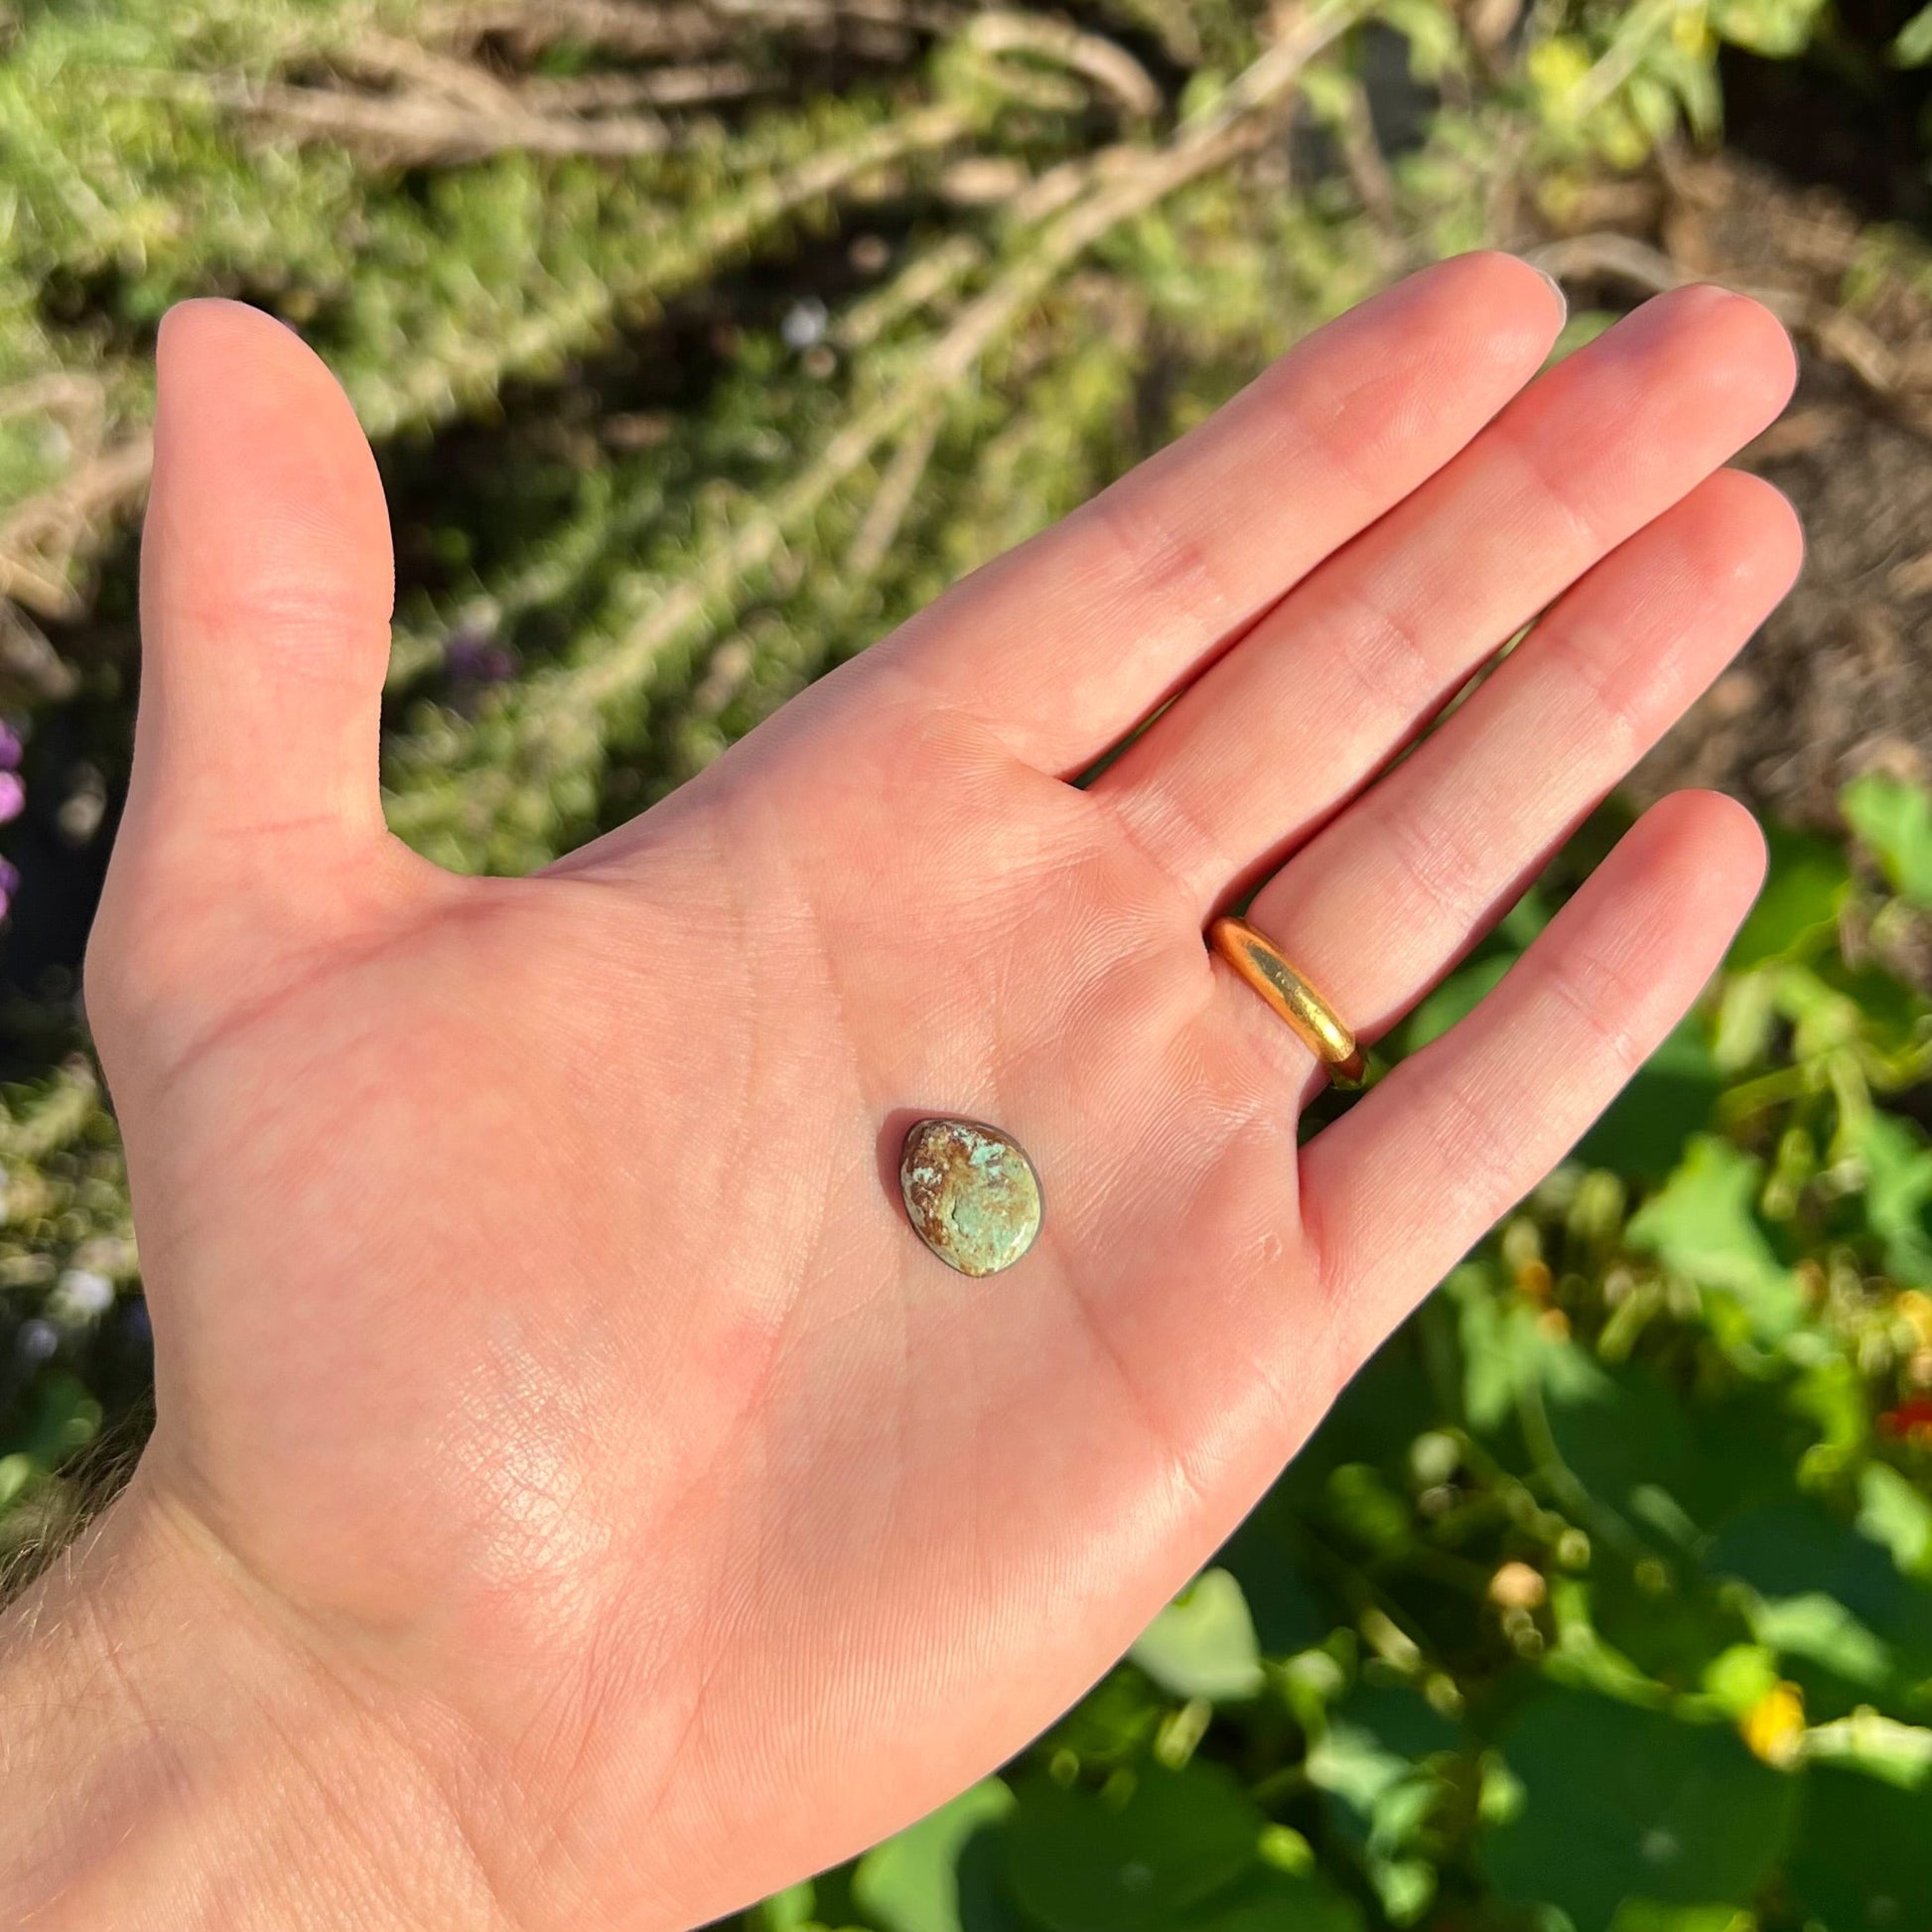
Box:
5 1 1932 1925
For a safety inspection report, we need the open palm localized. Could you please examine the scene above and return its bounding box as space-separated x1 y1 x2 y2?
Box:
81 256 1797 1930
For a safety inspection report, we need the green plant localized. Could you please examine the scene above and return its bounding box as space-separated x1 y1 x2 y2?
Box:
2 0 1900 866
4 0 1931 1922
720 781 1932 1932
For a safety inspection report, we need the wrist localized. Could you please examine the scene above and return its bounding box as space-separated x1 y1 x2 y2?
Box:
0 1471 503 1932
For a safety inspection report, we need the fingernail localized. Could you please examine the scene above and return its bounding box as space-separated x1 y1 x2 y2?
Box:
1530 261 1569 324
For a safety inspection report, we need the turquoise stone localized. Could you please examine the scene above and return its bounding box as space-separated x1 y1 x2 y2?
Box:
898 1118 1043 1278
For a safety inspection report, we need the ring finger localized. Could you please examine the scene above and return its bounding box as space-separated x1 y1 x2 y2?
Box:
1216 467 1802 1085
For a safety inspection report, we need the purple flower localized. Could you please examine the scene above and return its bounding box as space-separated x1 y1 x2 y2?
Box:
0 854 17 921
446 625 516 686
0 723 21 770
0 771 23 825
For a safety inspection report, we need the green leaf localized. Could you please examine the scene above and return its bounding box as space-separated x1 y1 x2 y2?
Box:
1710 1503 1915 1640
1547 1360 1695 1522
1726 827 1850 966
1843 772 1932 906
1323 1462 1413 1558
1545 1575 1678 1705
1379 0 1466 78
1844 1111 1932 1288
1609 1905 1755 1932
1447 1263 1541 1434
1308 1685 1459 1925
1179 1863 1367 1932
1481 1691 1798 1924
747 1881 817 1931
1366 1855 1436 1927
1573 1021 1723 1179
0 1455 36 1514
1340 1681 1461 1765
1580 1560 1752 1696
1858 1462 1932 1580
1893 1 1932 66
1307 1718 1415 1818
1749 1592 1892 1691
854 1781 1017 1932
1130 1569 1265 1703
1786 1765 1932 1928
1213 1508 1328 1660
1626 1138 1805 1342
1701 1643 1782 1718
1398 952 1514 1052
1710 0 1831 57
1003 1761 1261 1932
1803 1710 1932 1788
1810 954 1925 1054
1044 1671 1165 1769
7 1372 102 1467
1708 1503 1932 1700
1549 1366 1806 1543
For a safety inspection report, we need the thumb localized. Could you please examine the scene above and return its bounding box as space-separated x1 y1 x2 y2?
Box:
135 298 394 851
91 301 414 1059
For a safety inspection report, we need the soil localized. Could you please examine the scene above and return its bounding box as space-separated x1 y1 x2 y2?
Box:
1579 153 1932 829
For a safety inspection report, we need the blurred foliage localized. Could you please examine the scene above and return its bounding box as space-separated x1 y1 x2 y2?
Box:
710 779 1932 1932
4 0 1932 1926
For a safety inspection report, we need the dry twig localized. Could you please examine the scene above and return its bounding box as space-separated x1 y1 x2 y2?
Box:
427 0 736 59
425 0 961 60
121 69 677 163
1335 77 1395 225
964 12 1162 123
514 0 1359 733
345 25 767 112
335 30 530 114
0 435 154 620
516 65 768 112
846 402 945 580
1527 232 1910 409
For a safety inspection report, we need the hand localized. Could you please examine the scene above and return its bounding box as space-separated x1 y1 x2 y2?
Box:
8 256 1797 1929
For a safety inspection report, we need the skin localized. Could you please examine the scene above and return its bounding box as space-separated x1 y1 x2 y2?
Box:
0 255 1800 1931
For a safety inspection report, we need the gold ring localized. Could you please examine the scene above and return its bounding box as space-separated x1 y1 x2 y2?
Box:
1207 916 1367 1089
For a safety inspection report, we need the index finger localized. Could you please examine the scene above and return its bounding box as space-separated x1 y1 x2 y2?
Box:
875 252 1566 774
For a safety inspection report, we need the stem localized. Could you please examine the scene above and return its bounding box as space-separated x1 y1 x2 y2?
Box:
407 0 1364 840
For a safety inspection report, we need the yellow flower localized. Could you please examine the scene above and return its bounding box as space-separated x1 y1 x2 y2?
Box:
1673 5 1716 59
1527 35 1592 114
1741 1681 1806 1767
1896 1289 1932 1352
